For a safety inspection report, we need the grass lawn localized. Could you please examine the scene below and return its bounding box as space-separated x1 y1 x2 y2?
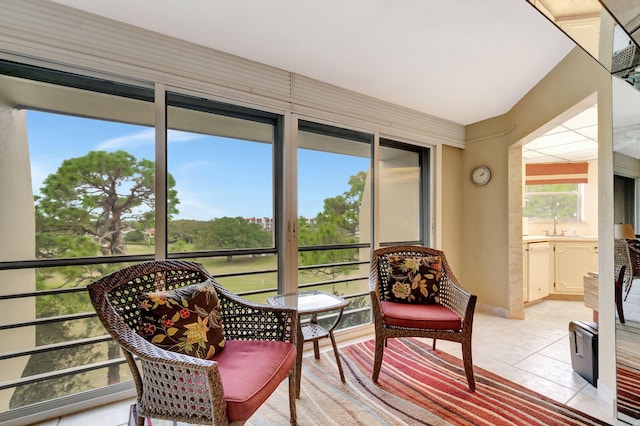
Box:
38 244 368 304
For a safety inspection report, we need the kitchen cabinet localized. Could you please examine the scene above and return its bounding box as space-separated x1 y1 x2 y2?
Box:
523 237 598 300
553 241 598 295
524 242 552 302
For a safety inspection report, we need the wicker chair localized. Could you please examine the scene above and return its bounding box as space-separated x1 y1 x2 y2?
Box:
615 238 638 301
87 260 298 426
615 264 627 324
624 239 640 300
369 246 477 391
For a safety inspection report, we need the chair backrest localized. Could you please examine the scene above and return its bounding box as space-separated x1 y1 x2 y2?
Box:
370 245 462 303
625 238 640 276
615 239 633 279
88 260 215 336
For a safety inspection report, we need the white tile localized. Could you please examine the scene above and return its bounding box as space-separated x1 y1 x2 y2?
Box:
513 352 588 390
473 338 534 365
492 328 560 353
567 387 619 425
538 338 572 364
498 366 582 404
471 351 512 375
57 400 132 426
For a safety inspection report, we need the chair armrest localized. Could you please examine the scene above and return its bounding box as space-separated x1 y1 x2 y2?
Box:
137 355 226 424
368 289 384 329
439 277 476 329
112 320 229 424
213 284 297 343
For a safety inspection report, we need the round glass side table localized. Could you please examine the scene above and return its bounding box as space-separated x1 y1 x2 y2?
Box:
268 290 350 398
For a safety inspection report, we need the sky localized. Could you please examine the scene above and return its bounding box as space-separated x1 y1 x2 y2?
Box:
27 111 368 221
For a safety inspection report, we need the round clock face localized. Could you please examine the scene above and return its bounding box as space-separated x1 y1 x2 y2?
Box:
471 166 491 186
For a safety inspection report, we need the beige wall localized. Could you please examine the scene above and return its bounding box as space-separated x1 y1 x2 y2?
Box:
438 145 463 273
462 45 615 396
0 106 36 411
464 46 610 313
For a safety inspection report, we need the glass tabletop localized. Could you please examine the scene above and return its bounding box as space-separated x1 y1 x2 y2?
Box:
268 290 348 314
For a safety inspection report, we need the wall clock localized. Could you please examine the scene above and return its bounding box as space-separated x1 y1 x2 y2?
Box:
470 165 491 186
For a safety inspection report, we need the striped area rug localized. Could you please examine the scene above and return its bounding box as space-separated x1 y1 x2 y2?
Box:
616 321 640 420
342 337 609 426
617 365 640 419
135 337 609 425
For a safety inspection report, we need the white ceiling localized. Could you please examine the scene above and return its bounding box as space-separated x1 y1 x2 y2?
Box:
49 0 575 127
523 105 599 164
48 0 604 163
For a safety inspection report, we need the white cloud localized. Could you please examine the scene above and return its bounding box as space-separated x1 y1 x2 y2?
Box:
168 130 203 143
96 129 202 150
96 128 154 150
178 160 214 172
175 197 225 221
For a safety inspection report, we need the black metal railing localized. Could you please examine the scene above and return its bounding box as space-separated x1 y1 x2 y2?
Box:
0 245 373 418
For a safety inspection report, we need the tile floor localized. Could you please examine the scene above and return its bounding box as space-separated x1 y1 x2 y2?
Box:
33 299 627 426
441 300 620 425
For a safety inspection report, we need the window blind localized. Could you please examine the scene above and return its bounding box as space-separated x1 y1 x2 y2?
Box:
525 162 589 185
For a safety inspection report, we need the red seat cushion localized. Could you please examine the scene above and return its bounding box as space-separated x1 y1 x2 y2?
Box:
213 339 296 422
381 301 462 330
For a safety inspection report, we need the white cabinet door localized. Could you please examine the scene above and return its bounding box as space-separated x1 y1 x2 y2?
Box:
523 243 528 302
527 242 552 301
553 242 598 294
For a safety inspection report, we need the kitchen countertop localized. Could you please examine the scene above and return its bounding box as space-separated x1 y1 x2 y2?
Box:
523 236 598 243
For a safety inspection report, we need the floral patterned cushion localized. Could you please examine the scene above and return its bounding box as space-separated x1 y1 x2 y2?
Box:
138 280 225 359
386 255 442 304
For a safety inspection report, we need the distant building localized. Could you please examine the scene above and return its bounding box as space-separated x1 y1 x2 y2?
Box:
244 217 318 230
245 217 273 231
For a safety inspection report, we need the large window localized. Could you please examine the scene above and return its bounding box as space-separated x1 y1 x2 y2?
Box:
166 92 280 303
379 139 427 245
0 61 432 421
297 121 372 329
0 63 156 415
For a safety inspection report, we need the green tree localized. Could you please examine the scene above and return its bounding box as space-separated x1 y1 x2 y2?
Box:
10 272 106 408
19 150 180 401
316 171 366 234
299 171 366 280
169 219 208 244
195 217 272 259
523 183 578 220
36 150 179 258
131 210 156 246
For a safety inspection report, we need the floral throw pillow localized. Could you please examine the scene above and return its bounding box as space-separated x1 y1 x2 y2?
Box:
138 280 225 359
386 255 442 304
